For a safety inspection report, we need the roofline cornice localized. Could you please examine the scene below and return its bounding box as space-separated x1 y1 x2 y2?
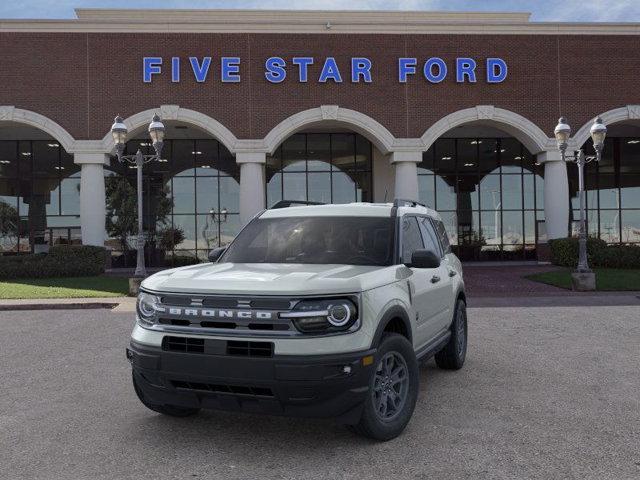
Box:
0 9 638 35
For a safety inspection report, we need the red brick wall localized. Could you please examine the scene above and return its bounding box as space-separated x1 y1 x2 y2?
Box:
0 32 638 142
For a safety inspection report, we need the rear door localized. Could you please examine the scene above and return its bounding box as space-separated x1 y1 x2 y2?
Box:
417 216 454 334
400 216 443 347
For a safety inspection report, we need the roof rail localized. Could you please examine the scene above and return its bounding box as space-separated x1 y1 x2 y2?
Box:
392 199 428 208
270 200 325 209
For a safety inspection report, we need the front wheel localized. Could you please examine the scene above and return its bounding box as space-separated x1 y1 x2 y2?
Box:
132 372 200 417
350 333 419 441
434 298 467 370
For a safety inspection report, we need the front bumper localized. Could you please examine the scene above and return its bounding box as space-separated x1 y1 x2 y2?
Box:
128 340 376 424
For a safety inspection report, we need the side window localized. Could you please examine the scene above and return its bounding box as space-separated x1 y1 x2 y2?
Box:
418 217 443 258
401 217 424 264
433 219 452 254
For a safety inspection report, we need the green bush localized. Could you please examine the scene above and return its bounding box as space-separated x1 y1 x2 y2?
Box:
0 245 107 279
596 245 640 269
549 237 640 269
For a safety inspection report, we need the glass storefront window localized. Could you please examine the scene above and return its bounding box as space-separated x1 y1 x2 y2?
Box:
570 136 640 244
0 140 80 253
419 137 542 260
266 133 373 207
106 138 240 267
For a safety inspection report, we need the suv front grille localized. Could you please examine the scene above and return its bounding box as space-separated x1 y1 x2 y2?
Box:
162 336 204 353
162 336 274 358
171 380 274 397
226 340 274 357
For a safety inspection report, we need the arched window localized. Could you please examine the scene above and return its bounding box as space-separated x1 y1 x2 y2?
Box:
106 136 239 267
266 133 373 207
418 137 544 261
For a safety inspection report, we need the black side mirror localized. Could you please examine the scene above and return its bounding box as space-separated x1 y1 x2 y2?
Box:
406 249 440 269
208 246 227 263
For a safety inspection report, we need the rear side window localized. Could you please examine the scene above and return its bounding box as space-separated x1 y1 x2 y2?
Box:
418 217 443 258
433 219 452 254
401 217 424 264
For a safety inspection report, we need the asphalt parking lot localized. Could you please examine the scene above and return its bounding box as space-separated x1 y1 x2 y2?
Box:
1 305 639 480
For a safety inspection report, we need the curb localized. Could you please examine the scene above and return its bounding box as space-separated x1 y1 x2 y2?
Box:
0 302 121 311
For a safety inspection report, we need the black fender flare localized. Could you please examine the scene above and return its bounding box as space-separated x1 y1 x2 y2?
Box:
370 305 413 348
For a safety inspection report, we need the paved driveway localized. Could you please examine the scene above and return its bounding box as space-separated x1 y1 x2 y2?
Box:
1 306 639 480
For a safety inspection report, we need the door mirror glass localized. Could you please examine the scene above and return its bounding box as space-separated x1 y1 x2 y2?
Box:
407 249 441 269
208 246 227 263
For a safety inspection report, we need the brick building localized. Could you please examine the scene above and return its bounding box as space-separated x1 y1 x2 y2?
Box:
0 9 638 264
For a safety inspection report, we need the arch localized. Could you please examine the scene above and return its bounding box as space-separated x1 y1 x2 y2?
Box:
572 105 640 149
420 106 552 155
100 105 239 155
0 106 76 152
263 105 396 155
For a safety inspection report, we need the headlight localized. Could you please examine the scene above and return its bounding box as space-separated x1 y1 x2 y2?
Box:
281 298 359 334
136 292 162 326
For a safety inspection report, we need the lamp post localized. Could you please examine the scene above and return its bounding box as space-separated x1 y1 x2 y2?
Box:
553 116 607 289
111 114 165 277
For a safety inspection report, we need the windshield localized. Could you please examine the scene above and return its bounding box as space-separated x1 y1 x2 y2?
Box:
221 216 395 266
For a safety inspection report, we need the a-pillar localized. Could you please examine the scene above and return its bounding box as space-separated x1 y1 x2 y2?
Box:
76 153 109 246
538 151 569 239
391 150 422 201
237 152 266 225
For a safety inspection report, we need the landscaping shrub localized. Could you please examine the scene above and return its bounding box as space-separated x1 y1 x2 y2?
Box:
0 245 107 279
549 237 640 269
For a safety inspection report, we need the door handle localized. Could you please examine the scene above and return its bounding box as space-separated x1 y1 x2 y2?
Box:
430 275 441 283
448 270 457 277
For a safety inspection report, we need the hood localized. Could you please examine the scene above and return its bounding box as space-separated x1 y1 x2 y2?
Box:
141 262 399 296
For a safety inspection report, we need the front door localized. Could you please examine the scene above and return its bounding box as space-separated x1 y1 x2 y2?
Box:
400 216 447 348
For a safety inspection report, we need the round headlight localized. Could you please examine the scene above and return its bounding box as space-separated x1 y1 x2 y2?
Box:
137 292 159 322
327 303 351 327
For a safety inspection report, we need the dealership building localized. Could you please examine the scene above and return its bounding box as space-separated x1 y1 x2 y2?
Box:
0 9 639 265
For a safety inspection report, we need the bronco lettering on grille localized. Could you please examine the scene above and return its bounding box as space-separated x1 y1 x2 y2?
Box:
165 308 274 320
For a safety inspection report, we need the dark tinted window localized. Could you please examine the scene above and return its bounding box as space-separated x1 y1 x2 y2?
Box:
222 216 394 266
418 217 442 257
434 219 452 254
401 217 424 264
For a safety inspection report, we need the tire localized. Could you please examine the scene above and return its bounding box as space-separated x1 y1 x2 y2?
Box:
132 372 200 417
434 298 467 370
350 333 419 441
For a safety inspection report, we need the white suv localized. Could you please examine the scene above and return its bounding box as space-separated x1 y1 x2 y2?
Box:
127 200 467 440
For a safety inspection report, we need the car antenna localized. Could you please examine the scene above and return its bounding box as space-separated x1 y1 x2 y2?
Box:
383 189 388 202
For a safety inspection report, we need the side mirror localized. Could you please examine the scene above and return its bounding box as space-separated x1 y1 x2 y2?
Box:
208 246 227 263
406 249 440 269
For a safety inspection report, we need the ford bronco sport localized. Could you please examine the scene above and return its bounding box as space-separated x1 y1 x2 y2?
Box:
127 200 467 440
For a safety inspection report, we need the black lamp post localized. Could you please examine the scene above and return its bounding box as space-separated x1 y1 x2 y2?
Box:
111 114 165 277
553 116 607 287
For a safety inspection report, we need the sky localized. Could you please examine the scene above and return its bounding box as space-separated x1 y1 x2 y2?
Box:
0 0 639 22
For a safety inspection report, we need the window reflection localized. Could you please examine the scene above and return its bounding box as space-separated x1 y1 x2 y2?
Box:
419 137 542 260
0 140 80 253
570 136 640 244
106 138 240 267
266 133 373 207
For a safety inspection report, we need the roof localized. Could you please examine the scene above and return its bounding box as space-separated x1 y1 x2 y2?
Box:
260 202 439 219
0 9 638 35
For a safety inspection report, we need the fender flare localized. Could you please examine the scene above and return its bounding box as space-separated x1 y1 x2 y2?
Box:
370 305 413 348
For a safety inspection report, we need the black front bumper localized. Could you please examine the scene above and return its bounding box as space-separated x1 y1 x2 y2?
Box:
128 340 376 424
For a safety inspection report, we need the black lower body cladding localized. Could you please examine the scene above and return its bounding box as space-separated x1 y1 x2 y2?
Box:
128 340 376 424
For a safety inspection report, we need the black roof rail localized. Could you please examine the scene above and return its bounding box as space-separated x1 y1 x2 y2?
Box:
270 200 325 209
392 199 428 209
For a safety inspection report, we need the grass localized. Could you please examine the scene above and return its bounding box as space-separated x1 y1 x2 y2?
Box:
0 276 130 299
526 268 640 291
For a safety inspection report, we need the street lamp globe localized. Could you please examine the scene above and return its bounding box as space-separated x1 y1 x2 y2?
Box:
148 114 165 156
110 115 128 156
589 116 607 156
554 117 571 154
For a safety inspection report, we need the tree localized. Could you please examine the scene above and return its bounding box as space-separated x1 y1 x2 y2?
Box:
105 176 173 252
0 200 19 251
